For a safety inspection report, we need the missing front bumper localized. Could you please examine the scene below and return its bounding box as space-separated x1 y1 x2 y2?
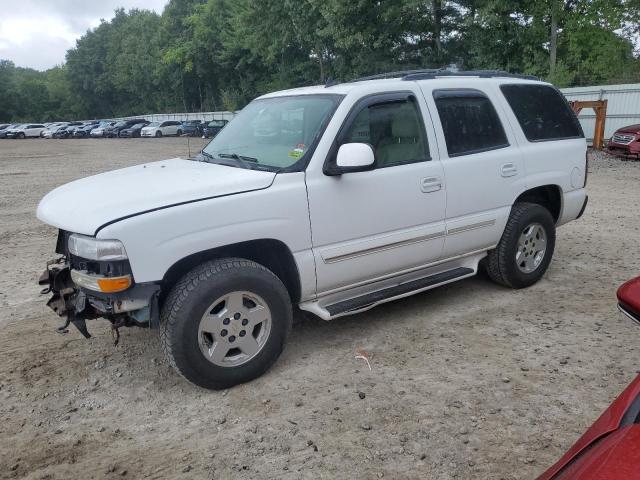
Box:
39 258 161 339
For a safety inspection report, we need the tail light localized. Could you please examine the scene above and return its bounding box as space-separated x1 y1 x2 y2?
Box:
584 150 590 187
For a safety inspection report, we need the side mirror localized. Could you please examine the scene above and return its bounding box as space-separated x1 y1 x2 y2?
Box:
328 143 375 175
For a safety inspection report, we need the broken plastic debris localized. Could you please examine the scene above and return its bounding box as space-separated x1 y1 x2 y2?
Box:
355 348 372 371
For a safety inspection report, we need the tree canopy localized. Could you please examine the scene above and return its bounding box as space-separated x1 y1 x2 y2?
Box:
1 0 639 122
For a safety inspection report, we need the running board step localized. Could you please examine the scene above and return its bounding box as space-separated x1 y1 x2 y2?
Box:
325 267 474 316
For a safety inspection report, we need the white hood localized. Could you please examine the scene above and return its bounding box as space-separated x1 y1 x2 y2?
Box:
37 158 276 235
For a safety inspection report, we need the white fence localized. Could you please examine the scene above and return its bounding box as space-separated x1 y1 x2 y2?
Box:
560 83 640 142
114 111 237 123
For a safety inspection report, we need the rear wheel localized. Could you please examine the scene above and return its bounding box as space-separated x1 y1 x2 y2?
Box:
485 202 556 289
17 132 25 139
177 129 183 136
155 130 162 138
160 258 292 389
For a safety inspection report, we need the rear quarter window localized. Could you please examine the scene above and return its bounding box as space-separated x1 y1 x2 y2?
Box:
500 84 583 142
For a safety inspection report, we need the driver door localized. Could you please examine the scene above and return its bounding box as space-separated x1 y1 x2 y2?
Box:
306 91 447 295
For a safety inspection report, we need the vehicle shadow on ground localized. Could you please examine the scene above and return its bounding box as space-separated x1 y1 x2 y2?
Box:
280 273 500 362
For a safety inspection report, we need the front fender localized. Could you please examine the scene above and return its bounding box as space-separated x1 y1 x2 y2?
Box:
97 173 312 284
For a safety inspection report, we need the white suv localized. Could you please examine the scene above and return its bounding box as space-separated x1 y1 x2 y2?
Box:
140 120 183 137
7 123 46 138
37 70 588 389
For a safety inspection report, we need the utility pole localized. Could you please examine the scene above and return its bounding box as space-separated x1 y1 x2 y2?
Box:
550 0 559 74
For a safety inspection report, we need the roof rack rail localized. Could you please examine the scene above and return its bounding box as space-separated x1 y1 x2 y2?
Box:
350 69 445 83
347 69 538 84
402 70 539 81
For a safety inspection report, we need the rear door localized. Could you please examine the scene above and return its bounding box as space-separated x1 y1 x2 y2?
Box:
420 84 526 258
498 83 586 219
163 121 177 135
29 124 45 136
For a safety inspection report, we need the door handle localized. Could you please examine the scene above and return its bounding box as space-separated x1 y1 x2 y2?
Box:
501 163 518 177
421 177 442 193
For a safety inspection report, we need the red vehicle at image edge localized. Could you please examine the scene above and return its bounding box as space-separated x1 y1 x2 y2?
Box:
537 276 640 480
607 124 640 159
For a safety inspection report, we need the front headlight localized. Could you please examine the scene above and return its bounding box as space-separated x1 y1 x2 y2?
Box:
68 234 128 261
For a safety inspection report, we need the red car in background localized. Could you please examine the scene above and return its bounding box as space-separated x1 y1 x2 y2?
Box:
536 276 640 480
607 124 640 159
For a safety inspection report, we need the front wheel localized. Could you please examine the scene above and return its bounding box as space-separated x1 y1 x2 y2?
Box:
485 202 556 289
155 130 162 137
160 258 292 389
176 129 182 136
17 132 25 139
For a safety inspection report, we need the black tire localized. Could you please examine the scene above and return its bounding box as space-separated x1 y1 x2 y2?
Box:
485 202 556 289
155 130 162 138
18 132 25 139
176 129 182 136
160 258 292 389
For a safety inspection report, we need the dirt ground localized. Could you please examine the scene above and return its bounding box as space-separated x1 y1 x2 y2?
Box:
0 138 638 480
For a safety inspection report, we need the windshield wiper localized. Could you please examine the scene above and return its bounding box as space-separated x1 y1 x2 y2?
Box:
218 153 259 163
199 151 275 172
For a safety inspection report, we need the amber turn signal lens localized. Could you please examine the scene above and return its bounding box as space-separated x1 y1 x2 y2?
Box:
97 276 132 293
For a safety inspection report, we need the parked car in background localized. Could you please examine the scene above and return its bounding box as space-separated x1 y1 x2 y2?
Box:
119 121 150 138
180 120 203 137
73 121 100 138
41 123 67 138
0 123 9 131
607 124 640 159
202 119 228 138
537 279 640 479
63 123 86 138
7 123 46 138
104 119 146 138
52 126 71 139
90 121 116 138
141 120 183 137
43 123 69 138
0 123 18 138
53 122 82 139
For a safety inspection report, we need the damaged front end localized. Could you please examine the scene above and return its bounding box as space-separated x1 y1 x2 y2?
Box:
38 230 160 343
39 257 95 337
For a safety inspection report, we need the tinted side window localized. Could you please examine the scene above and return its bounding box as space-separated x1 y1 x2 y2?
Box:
341 97 429 167
433 89 509 157
500 84 583 141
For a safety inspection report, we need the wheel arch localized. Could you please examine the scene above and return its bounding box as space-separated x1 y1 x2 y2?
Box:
514 184 562 223
161 238 302 304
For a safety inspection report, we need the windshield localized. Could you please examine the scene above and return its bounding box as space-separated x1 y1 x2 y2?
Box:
208 120 226 127
148 122 160 127
114 121 126 127
202 94 341 171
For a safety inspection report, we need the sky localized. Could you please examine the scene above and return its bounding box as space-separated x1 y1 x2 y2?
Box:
0 0 169 71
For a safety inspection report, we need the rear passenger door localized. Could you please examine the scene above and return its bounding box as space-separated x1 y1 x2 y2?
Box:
421 86 525 258
167 121 179 135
